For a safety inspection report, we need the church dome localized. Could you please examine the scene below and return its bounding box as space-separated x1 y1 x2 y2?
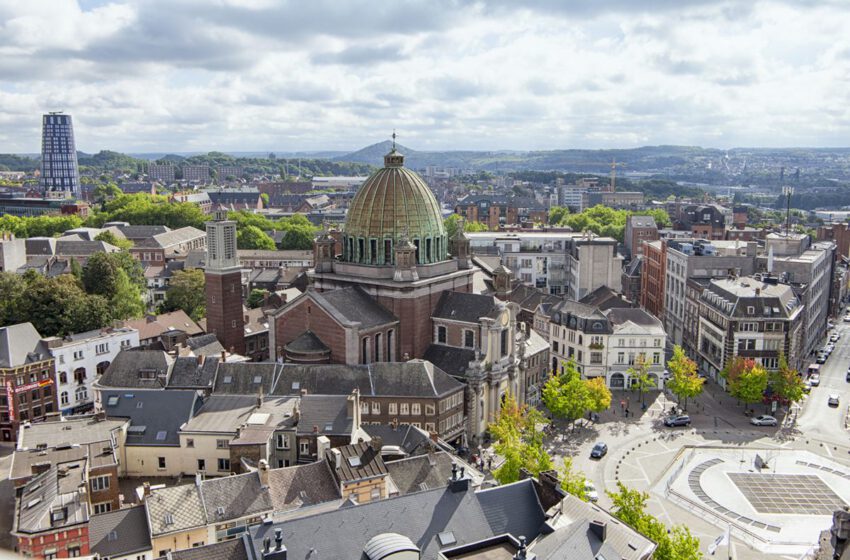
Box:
342 148 447 266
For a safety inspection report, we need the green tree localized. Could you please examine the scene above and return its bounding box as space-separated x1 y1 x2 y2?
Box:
108 268 145 320
723 357 768 408
770 352 804 405
237 225 276 250
165 269 206 321
94 230 133 250
627 355 655 407
542 360 590 428
247 289 268 309
666 346 704 410
0 272 25 325
16 274 111 336
489 393 553 484
607 481 703 560
559 457 589 501
278 226 316 250
260 193 269 207
549 205 570 225
92 182 122 204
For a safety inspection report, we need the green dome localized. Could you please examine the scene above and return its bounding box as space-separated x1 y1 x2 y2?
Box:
342 149 447 266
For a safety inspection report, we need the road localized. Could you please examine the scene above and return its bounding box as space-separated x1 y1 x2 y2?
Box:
796 322 850 446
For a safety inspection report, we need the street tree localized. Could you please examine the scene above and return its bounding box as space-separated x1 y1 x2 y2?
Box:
95 230 133 250
165 269 206 321
559 457 589 501
542 360 589 428
237 225 276 250
666 346 704 411
489 393 553 484
769 352 804 405
627 355 655 407
724 358 768 409
585 377 612 413
109 268 145 320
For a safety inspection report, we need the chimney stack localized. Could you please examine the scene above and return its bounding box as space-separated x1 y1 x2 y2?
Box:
370 436 383 454
220 350 227 362
258 459 270 489
275 528 283 551
142 482 151 499
514 536 528 560
589 520 607 542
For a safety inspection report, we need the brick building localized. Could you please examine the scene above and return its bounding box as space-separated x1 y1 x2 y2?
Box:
639 240 666 320
1 323 58 442
204 208 245 355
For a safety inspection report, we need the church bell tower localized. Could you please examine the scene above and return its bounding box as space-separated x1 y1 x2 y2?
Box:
205 207 245 354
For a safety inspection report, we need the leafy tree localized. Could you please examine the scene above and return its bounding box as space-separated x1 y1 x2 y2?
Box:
278 226 315 250
465 220 489 232
542 360 589 427
0 272 25 325
559 457 589 501
82 251 144 300
607 481 703 560
769 352 804 405
260 193 269 207
88 193 206 229
94 230 133 250
165 269 206 321
723 357 768 407
237 225 276 250
69 258 84 284
666 345 704 410
585 377 612 413
549 205 570 225
108 268 145 320
92 182 122 203
489 393 553 484
14 274 111 336
247 289 268 309
627 355 655 407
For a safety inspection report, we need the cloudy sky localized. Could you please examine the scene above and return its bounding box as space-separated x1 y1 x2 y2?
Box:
1 0 849 153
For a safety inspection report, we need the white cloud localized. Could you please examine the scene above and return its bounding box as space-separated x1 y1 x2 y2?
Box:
1 0 849 152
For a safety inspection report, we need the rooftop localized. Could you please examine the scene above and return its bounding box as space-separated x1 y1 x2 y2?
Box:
18 417 126 451
102 389 200 446
89 505 151 558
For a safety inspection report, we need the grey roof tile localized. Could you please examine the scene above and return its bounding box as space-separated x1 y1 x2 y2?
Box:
89 505 151 558
433 292 499 323
213 362 281 395
102 389 199 446
0 322 50 368
169 537 249 560
312 286 398 328
422 345 475 378
97 349 173 389
297 395 352 436
146 482 207 536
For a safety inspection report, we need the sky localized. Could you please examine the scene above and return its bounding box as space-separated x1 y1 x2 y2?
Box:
1 0 849 154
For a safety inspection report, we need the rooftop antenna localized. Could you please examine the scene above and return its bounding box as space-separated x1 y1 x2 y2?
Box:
782 185 794 236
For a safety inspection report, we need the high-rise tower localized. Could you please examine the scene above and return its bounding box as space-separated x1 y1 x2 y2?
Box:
204 207 245 354
39 112 80 198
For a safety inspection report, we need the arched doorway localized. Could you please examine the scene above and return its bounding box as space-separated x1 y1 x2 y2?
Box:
610 372 625 389
73 367 86 384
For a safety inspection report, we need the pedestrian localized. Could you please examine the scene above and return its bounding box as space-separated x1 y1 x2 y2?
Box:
487 457 492 471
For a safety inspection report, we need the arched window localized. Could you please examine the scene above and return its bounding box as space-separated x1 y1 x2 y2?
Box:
96 361 110 376
73 367 86 384
60 392 69 406
59 371 67 384
75 386 88 403
375 333 382 362
361 337 370 364
387 330 394 361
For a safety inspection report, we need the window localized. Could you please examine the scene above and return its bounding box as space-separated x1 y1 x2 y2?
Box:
198 459 206 471
60 392 69 406
411 403 421 415
737 339 756 351
371 487 381 500
59 371 67 384
653 353 661 365
617 352 624 364
95 343 109 354
216 439 229 449
68 547 81 558
464 330 474 348
299 439 310 455
388 403 397 415
501 329 508 357
91 475 110 492
186 438 194 448
158 457 166 469
276 434 289 449
73 350 84 361
371 402 380 414
400 403 409 415
75 386 88 403
425 422 436 432
93 502 112 514
425 404 435 416
590 352 603 365
437 326 447 344
218 458 230 472
740 322 757 332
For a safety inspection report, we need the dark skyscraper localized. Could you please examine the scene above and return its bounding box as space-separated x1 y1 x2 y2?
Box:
39 112 79 198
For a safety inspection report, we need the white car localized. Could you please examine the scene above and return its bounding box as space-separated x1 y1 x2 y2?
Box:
751 415 778 426
843 315 850 323
584 482 599 502
810 374 821 387
830 334 840 343
828 394 840 407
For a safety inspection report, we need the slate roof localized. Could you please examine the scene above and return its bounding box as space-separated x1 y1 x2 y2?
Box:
327 442 387 483
283 331 328 354
297 395 352 436
182 395 258 434
363 424 432 457
386 452 478 496
55 239 118 257
184 333 225 356
89 505 151 558
122 311 203 342
97 349 173 389
531 494 656 560
604 307 665 332
271 362 463 398
266 460 341 511
136 226 205 249
169 537 250 560
0 322 50 368
433 291 500 323
102 390 200 446
579 286 631 311
423 345 475 378
214 362 282 394
202 470 272 523
248 479 547 560
116 225 170 240
310 286 398 328
146 482 207 536
169 355 219 388
14 463 89 535
549 299 612 335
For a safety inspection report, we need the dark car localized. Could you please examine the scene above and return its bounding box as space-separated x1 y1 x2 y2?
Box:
664 414 691 427
590 442 608 459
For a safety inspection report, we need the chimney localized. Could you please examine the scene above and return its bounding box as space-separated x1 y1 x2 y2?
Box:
195 472 203 487
448 462 470 493
142 482 151 499
330 448 342 470
589 520 607 542
221 350 227 362
258 459 270 489
257 388 264 408
370 436 383 454
244 315 249 324
514 536 528 560
316 435 330 461
197 354 205 366
262 527 287 560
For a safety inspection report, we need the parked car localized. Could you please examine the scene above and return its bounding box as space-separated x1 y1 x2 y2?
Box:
803 381 812 393
843 314 850 323
830 333 840 343
584 482 599 502
664 415 691 427
824 344 835 354
816 353 828 364
828 394 840 407
590 442 608 459
751 415 778 426
810 374 821 387
845 370 850 382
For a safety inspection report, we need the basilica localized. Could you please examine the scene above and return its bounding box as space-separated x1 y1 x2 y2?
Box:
267 147 542 443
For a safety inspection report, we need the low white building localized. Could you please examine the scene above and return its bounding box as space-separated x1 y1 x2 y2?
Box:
42 327 139 414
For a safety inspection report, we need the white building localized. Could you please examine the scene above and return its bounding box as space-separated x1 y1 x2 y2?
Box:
42 327 139 414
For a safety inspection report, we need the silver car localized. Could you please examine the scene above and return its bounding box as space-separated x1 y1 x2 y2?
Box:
750 415 778 426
